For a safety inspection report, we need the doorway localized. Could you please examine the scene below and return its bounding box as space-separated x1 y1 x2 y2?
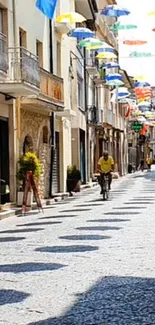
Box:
0 118 10 203
80 129 86 184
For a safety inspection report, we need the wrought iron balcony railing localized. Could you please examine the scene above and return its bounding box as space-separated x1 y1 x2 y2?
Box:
88 105 99 125
8 47 40 88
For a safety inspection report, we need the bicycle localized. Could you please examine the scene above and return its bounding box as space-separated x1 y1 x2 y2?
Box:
100 172 109 201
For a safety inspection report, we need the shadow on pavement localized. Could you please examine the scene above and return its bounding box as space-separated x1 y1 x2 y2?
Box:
0 228 44 234
103 212 141 216
39 215 77 220
113 207 145 210
60 209 91 213
16 221 62 227
0 236 26 242
35 245 99 253
124 202 152 205
76 226 122 231
59 235 111 241
74 204 103 207
0 289 30 306
87 218 130 223
28 276 155 325
0 262 66 273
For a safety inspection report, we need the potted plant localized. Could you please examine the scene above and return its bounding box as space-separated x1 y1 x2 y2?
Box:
67 165 81 196
17 152 42 207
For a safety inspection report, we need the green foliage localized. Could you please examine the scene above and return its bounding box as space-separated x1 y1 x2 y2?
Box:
67 165 81 180
17 152 42 181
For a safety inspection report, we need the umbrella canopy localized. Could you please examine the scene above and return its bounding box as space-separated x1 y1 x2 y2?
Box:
106 80 124 86
110 22 137 31
69 28 95 39
103 62 120 69
97 47 115 53
101 5 130 17
148 11 155 16
79 38 105 48
86 43 112 50
105 73 123 81
134 81 151 88
56 12 86 23
123 40 147 45
133 75 147 81
138 101 151 107
139 106 151 112
96 52 117 59
130 51 152 58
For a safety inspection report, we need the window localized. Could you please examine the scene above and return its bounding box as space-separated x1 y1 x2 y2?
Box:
77 75 84 109
0 9 3 33
19 28 27 48
56 41 61 77
43 126 48 144
36 40 43 67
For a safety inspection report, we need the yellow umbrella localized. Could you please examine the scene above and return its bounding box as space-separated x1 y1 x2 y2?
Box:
96 52 117 59
133 75 147 81
86 43 113 50
56 12 86 23
148 11 155 16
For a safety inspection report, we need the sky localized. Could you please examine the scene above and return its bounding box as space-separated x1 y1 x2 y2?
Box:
117 0 155 85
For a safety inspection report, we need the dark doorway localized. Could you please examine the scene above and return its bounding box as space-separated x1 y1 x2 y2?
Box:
80 129 86 183
0 118 10 203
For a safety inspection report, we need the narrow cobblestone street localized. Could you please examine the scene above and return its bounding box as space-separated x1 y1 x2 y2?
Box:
1 170 155 324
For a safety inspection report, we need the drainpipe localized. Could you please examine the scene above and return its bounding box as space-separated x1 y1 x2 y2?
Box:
49 19 55 197
84 47 88 183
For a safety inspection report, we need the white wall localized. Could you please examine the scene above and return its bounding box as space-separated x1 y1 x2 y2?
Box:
14 0 50 71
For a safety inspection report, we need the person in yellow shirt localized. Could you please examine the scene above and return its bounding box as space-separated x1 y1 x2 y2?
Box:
146 155 152 170
97 151 115 193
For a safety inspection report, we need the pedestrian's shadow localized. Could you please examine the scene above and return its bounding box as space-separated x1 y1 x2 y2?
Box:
28 276 155 324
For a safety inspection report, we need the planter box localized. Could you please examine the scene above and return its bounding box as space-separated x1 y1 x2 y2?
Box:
17 191 33 207
67 179 81 193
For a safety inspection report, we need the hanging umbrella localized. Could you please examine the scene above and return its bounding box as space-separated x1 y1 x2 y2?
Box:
129 52 152 58
68 28 95 39
119 98 130 103
134 81 151 88
106 80 124 86
138 101 151 107
148 11 155 16
102 62 120 69
133 75 147 81
110 22 137 31
86 43 113 50
105 73 123 81
123 40 147 45
96 52 117 59
101 5 130 17
97 47 115 53
79 38 105 48
56 12 86 23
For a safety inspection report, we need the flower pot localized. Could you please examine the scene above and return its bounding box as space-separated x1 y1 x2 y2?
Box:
67 179 80 193
17 191 33 207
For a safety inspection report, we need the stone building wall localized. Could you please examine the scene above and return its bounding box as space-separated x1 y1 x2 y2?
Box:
20 108 51 198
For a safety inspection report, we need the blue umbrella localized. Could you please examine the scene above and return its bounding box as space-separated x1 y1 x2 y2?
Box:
134 81 151 88
97 47 114 53
139 106 151 112
103 62 120 69
105 73 123 81
101 5 130 17
68 27 95 39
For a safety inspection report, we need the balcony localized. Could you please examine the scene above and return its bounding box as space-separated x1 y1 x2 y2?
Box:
21 68 64 112
103 108 113 128
86 52 99 76
0 47 40 96
88 105 100 126
95 13 118 50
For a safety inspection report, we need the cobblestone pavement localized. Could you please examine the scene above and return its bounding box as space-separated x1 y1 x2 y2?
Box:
1 169 155 324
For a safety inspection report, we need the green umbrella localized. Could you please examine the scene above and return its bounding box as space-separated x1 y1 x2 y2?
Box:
106 80 124 86
110 22 137 31
79 38 105 48
130 51 152 58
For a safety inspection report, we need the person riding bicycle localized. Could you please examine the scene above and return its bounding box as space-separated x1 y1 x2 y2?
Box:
97 151 114 193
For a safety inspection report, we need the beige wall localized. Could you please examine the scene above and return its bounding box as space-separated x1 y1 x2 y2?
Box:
20 108 51 198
